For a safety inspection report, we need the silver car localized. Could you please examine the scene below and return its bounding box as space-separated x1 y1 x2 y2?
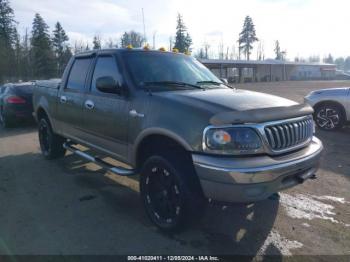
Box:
305 87 350 131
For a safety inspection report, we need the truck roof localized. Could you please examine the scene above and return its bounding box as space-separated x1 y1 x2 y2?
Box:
75 48 187 58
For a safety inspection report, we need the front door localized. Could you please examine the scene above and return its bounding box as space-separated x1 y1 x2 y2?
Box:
81 55 130 161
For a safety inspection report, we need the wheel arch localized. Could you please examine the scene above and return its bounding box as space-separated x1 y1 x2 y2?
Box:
35 105 59 132
133 129 193 171
36 106 50 121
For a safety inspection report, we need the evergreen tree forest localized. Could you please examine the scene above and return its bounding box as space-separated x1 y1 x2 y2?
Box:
0 0 71 83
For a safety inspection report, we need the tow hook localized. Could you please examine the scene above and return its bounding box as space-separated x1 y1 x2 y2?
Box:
296 176 306 184
310 174 317 180
296 172 317 184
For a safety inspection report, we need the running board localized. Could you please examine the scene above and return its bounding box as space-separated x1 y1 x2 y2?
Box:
63 142 135 176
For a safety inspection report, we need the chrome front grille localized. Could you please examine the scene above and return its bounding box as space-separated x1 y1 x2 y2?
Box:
264 117 313 151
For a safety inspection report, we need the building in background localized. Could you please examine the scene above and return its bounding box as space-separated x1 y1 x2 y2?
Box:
200 59 336 83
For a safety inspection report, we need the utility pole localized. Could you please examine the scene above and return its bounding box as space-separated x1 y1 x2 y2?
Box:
142 8 147 44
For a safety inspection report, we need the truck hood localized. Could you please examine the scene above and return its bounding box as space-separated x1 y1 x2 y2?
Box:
156 88 297 110
308 87 349 96
155 88 313 125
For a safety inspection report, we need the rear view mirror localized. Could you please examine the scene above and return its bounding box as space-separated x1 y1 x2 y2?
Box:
96 76 120 94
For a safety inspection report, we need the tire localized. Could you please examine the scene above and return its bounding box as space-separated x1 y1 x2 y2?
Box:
140 153 206 233
314 103 345 131
38 117 66 159
0 108 13 128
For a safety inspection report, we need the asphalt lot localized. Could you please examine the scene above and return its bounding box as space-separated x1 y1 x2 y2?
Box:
0 81 350 257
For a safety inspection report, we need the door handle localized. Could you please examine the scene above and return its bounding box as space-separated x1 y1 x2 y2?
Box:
84 100 95 110
129 109 144 118
60 96 67 103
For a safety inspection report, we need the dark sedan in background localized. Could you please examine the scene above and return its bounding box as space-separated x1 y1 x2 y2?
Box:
0 82 35 127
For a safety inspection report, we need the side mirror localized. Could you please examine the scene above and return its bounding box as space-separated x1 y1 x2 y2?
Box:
220 78 228 84
96 76 120 94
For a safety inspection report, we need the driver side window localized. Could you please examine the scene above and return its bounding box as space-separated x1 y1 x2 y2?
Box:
91 56 122 94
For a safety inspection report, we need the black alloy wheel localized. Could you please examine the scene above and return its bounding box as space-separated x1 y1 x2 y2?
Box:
38 118 66 159
39 118 52 157
140 155 205 232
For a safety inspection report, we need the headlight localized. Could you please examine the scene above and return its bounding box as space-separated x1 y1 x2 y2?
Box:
203 127 263 155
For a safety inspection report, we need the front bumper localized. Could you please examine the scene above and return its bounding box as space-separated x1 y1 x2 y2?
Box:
192 137 323 203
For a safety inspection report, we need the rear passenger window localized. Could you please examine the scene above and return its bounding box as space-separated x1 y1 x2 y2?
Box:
66 58 92 91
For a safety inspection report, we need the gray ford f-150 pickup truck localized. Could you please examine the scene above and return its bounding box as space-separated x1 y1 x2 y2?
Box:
33 48 323 231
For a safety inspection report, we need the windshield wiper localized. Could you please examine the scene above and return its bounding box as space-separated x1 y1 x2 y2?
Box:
197 80 234 89
196 80 222 85
142 81 204 90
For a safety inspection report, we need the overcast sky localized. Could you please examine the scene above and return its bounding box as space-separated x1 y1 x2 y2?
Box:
11 0 350 59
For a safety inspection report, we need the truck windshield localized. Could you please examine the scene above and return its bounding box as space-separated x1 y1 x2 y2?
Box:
122 51 225 91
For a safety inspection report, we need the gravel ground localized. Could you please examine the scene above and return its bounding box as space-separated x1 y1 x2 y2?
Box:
0 81 349 257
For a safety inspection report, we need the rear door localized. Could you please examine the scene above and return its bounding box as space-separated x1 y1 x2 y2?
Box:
80 54 130 161
56 57 94 139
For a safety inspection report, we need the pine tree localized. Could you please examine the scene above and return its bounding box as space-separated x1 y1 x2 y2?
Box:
0 0 18 83
61 46 72 70
334 57 345 70
238 16 258 60
324 54 334 64
31 13 55 79
13 32 22 78
20 28 31 80
174 14 192 53
274 40 281 60
52 22 70 76
92 35 101 50
184 32 192 51
274 40 287 61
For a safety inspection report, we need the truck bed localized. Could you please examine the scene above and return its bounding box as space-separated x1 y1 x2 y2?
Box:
33 79 61 123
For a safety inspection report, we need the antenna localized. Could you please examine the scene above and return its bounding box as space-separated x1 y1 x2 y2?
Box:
142 8 147 43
